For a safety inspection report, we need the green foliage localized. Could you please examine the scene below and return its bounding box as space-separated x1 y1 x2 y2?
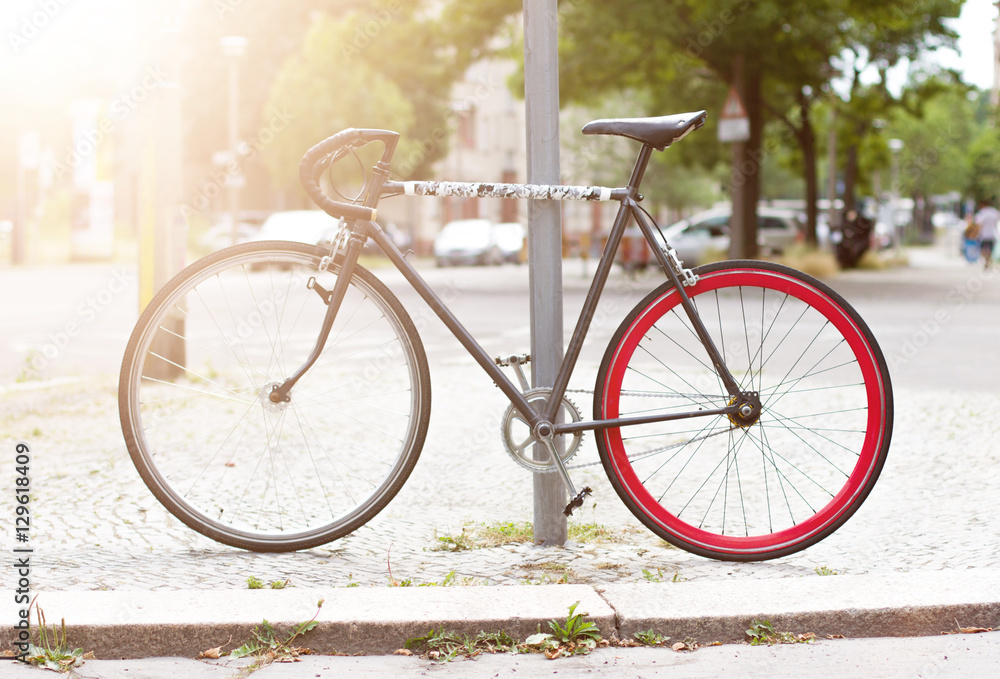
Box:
230 601 324 664
633 629 668 646
814 565 839 576
435 520 626 552
523 601 603 658
22 604 91 671
406 628 517 662
641 568 663 583
966 126 1000 204
246 576 264 589
745 619 816 646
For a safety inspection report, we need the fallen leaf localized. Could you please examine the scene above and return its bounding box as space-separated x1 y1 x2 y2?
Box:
797 633 816 641
0 650 15 658
671 642 687 652
198 646 222 659
82 652 96 660
826 634 845 639
393 648 412 656
544 646 563 660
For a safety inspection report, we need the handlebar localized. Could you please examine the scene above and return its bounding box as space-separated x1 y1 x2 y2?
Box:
299 128 399 222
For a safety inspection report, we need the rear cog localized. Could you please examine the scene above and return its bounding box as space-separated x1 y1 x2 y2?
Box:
501 388 583 473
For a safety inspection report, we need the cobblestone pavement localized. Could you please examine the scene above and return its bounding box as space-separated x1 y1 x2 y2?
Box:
2 244 999 592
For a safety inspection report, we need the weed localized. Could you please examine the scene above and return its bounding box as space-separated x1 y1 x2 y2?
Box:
433 520 625 551
814 566 838 576
523 601 602 658
633 629 668 646
567 522 626 543
434 526 476 552
269 579 290 589
22 600 93 670
745 619 816 646
230 600 324 668
672 571 686 583
594 562 626 571
15 351 41 383
246 576 264 590
641 568 663 583
406 628 516 662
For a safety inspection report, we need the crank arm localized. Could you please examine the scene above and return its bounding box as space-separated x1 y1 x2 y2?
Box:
539 437 592 516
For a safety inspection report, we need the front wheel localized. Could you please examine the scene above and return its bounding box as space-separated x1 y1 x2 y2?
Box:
595 260 892 561
119 241 431 552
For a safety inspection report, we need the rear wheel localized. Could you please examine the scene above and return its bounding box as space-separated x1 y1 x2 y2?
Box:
119 241 431 551
595 260 892 561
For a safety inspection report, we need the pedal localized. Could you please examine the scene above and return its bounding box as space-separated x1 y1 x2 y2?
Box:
494 353 530 367
495 354 531 391
563 487 593 516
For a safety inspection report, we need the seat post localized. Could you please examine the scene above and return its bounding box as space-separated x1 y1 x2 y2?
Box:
626 144 655 197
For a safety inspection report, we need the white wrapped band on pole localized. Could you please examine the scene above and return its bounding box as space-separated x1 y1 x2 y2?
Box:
402 180 614 202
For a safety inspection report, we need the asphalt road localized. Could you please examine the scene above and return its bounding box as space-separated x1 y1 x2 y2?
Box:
2 239 997 393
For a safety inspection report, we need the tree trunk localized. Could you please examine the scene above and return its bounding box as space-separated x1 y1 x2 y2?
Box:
843 143 858 215
797 93 819 247
729 55 761 259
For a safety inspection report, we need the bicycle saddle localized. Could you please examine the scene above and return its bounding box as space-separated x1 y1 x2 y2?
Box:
582 111 707 150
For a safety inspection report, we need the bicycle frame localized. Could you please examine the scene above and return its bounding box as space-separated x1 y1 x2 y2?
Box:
284 140 744 446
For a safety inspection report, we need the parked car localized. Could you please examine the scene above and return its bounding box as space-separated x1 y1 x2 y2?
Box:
492 222 526 263
249 210 341 246
198 211 272 252
657 206 804 267
433 219 503 266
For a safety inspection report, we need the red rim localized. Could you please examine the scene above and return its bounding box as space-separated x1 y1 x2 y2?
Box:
600 266 888 557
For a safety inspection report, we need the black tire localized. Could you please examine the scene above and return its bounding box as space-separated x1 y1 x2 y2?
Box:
595 260 892 561
119 241 431 551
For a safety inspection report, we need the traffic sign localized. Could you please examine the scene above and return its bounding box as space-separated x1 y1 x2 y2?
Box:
718 85 750 143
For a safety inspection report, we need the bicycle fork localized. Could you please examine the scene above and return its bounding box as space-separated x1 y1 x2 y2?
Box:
267 231 366 405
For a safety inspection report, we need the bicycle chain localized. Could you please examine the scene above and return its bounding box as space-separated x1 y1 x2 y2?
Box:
560 388 729 469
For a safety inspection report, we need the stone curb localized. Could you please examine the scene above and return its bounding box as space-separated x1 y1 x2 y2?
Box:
4 570 999 658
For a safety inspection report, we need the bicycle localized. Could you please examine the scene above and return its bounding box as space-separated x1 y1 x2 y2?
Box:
118 111 893 561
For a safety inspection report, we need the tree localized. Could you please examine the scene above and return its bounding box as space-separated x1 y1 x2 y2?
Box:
260 0 524 192
555 0 963 251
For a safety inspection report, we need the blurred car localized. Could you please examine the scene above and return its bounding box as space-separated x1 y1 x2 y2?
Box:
658 206 804 267
931 211 962 230
364 221 412 257
492 222 526 263
249 210 341 246
199 211 271 251
433 219 503 266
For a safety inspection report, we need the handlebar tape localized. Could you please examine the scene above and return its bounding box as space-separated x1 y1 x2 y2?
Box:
299 129 376 222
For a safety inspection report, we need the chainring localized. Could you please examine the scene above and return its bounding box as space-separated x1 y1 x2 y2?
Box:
500 388 583 473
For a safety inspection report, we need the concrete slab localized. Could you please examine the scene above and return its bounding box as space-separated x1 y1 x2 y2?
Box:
600 569 1000 643
3 586 614 658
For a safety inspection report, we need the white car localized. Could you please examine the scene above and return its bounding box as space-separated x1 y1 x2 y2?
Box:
660 206 803 266
492 222 526 263
250 211 341 246
433 219 503 266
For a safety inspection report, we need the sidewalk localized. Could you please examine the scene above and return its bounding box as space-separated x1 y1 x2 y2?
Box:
5 571 999 659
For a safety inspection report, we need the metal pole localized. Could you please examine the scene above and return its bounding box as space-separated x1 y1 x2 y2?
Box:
523 0 567 546
221 36 247 245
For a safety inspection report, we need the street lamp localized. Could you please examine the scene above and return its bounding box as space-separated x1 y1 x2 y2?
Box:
888 138 904 253
220 36 248 246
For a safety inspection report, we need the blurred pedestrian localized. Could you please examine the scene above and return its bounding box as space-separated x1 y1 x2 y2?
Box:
973 200 998 270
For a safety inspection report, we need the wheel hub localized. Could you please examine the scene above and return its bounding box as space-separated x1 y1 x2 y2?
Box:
728 391 762 428
262 381 290 413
